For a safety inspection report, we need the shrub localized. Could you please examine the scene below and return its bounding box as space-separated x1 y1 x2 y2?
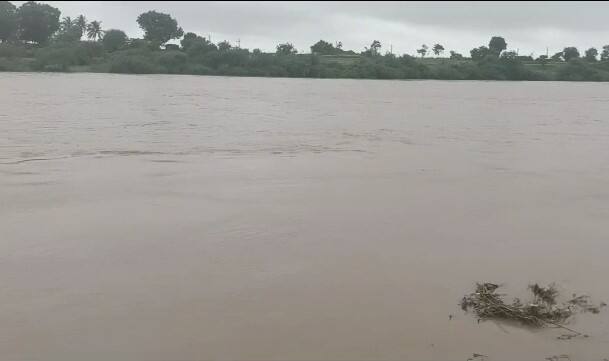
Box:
109 55 161 74
103 30 128 52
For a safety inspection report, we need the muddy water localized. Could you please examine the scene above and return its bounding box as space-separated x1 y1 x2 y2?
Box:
1 73 609 361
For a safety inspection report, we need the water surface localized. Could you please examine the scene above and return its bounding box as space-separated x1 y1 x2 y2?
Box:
2 73 609 361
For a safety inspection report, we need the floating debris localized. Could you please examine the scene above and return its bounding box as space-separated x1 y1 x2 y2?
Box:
467 353 488 361
556 333 588 340
545 355 571 361
460 283 605 335
569 294 603 314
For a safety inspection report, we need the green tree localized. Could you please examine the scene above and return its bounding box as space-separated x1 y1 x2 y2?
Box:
75 14 86 33
536 55 549 67
488 36 507 56
180 32 198 50
16 1 61 44
311 39 338 55
432 43 444 56
56 25 82 43
86 20 103 41
0 1 18 42
584 47 598 62
449 50 463 60
470 46 490 60
102 29 127 51
370 40 381 56
562 47 580 61
180 32 216 55
136 10 183 47
276 42 297 55
551 51 563 61
602 45 609 61
60 16 73 31
417 44 428 57
217 40 231 51
500 50 517 60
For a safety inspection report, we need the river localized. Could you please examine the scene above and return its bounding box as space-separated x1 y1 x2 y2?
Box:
1 73 609 360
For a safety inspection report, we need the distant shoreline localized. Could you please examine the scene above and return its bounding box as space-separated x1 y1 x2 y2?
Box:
3 50 609 82
1 69 602 83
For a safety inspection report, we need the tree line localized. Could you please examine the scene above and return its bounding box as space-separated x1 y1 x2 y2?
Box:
2 1 609 81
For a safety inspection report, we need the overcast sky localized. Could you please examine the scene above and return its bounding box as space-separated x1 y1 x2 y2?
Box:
12 1 609 56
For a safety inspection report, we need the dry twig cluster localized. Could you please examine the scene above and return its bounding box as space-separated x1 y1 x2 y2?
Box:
461 283 605 335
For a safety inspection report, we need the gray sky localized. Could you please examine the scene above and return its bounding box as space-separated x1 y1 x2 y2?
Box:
12 1 609 56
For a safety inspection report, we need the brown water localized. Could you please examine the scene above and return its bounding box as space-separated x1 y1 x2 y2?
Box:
1 73 609 361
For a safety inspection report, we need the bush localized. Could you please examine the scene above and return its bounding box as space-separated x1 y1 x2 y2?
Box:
434 64 467 80
126 39 152 49
0 43 32 58
0 57 28 71
109 55 162 74
184 63 213 75
158 50 187 73
31 41 104 71
103 30 128 52
556 60 609 81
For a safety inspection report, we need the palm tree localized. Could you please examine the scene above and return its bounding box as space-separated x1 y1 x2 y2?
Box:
86 21 103 41
60 16 74 32
76 15 87 33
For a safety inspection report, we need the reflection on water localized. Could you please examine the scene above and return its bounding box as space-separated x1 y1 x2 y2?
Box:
1 73 609 361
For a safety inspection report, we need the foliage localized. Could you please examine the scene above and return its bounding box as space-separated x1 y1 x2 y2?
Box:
181 32 216 56
33 41 103 70
158 50 187 73
500 50 517 60
60 16 72 32
16 1 60 44
217 40 231 51
180 32 198 50
0 1 18 42
449 51 463 60
602 45 609 61
364 40 381 56
108 48 161 74
276 42 297 55
2 7 609 82
310 39 343 55
551 51 564 61
584 47 598 62
86 20 103 41
102 29 127 52
470 46 490 61
75 15 86 33
432 43 444 56
562 47 580 62
371 40 381 54
417 44 428 58
488 36 507 56
55 24 82 43
556 59 609 81
136 10 183 46
536 55 549 66
0 41 32 57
